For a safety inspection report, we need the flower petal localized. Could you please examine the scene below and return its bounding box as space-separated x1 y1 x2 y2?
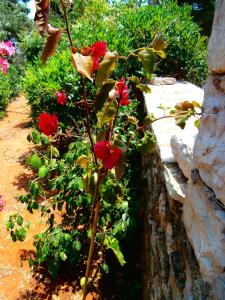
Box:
94 141 109 160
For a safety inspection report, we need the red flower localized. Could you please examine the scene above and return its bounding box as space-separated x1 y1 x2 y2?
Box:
37 113 58 136
91 41 107 71
94 141 122 169
56 91 67 105
116 78 131 106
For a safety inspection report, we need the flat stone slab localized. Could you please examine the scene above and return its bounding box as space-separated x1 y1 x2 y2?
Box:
144 81 204 162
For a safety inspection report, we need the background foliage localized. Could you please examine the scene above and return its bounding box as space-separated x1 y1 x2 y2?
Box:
0 0 32 117
23 0 208 125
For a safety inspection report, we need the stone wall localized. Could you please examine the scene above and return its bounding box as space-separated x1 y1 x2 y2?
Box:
142 152 210 300
143 82 212 299
143 2 225 298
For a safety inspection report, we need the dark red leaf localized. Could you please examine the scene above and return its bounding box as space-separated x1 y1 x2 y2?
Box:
34 0 50 37
42 25 62 64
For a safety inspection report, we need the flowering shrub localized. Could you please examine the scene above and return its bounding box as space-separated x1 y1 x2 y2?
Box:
8 1 202 298
0 40 15 75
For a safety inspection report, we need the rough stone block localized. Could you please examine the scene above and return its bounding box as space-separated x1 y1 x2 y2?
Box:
207 0 225 73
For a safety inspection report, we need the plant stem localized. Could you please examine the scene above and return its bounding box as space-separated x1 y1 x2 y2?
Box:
151 115 174 124
82 201 100 300
81 75 97 164
60 0 74 48
82 170 104 300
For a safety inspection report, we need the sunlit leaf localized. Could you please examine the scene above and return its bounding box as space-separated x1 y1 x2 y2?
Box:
174 110 193 129
38 166 48 179
95 51 118 87
175 101 194 111
59 252 67 261
154 50 167 59
104 237 126 266
138 48 156 75
128 76 140 84
136 83 151 93
34 0 50 37
144 113 156 126
127 116 138 125
16 215 23 226
150 33 167 51
71 53 93 82
136 132 157 154
30 154 42 169
97 99 117 128
42 25 62 64
94 80 116 112
194 118 201 128
192 101 201 109
76 155 90 168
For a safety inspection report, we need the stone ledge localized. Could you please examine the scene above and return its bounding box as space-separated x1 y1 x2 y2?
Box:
144 81 203 163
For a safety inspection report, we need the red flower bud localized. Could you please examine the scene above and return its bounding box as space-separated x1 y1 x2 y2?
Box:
94 141 122 169
56 91 67 105
37 113 58 136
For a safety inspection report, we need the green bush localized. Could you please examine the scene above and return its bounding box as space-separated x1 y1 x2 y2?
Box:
0 63 21 118
23 1 207 120
71 0 208 85
23 50 88 128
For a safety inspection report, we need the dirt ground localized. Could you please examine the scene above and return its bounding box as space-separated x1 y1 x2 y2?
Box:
0 96 83 300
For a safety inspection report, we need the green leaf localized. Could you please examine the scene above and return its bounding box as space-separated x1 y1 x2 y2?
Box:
150 33 167 51
59 252 67 261
154 50 167 59
101 263 109 273
30 154 42 169
74 240 81 251
144 114 156 126
194 118 201 128
48 146 59 158
64 233 71 241
136 132 157 154
97 99 117 128
87 229 92 238
7 219 14 230
17 227 27 242
128 76 140 84
127 116 138 125
174 110 193 129
105 237 126 266
11 232 17 242
94 79 116 112
95 51 118 87
136 83 152 93
38 166 48 179
16 215 23 226
80 277 85 288
138 48 156 75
